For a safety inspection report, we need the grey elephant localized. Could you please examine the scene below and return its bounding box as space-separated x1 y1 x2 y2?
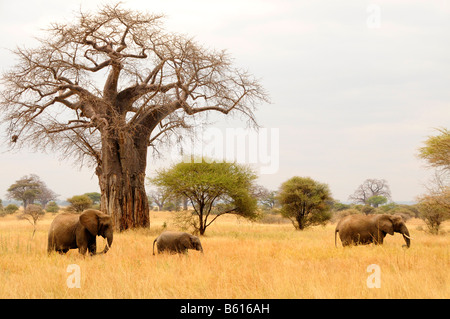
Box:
48 209 113 255
153 231 203 255
335 214 411 248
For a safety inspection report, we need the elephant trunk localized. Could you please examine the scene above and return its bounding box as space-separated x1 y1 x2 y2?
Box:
400 225 411 248
101 232 113 254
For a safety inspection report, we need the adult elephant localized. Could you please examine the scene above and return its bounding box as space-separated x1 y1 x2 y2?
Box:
48 209 113 255
153 231 203 255
335 214 411 248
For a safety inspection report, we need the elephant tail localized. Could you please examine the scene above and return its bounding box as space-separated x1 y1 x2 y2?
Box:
152 237 157 255
47 229 55 255
334 227 339 248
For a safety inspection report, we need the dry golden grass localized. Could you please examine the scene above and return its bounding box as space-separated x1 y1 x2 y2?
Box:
0 211 448 299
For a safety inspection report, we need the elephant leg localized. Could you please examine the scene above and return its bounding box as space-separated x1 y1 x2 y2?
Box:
88 241 97 255
78 245 88 255
356 233 362 245
348 234 360 245
371 231 384 245
339 235 350 247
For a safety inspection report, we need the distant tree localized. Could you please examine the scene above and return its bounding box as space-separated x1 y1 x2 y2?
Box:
367 195 388 208
18 204 45 238
84 192 101 205
0 200 4 217
67 195 93 212
348 179 391 205
36 182 59 208
418 127 450 172
332 201 351 211
3 204 19 215
148 187 173 211
163 201 179 212
7 174 42 208
45 201 60 213
361 205 376 215
6 174 58 208
417 190 450 234
256 186 278 212
151 159 258 235
146 195 153 209
278 176 333 230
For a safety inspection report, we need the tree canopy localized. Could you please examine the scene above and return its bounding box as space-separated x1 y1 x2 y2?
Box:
418 128 450 172
151 159 258 235
278 176 333 230
6 174 57 208
367 195 388 208
67 195 93 212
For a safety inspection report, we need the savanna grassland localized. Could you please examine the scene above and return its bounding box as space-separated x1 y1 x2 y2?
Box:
0 211 448 299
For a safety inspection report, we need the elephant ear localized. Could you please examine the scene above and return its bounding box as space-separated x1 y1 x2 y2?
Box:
79 209 100 236
98 213 112 229
180 234 192 248
189 235 197 247
378 215 394 235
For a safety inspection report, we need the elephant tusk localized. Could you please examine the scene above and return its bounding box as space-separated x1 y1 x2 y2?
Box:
403 233 413 240
100 240 110 254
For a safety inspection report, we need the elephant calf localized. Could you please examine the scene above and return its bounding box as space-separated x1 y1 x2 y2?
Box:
335 214 412 248
153 231 203 255
48 209 114 255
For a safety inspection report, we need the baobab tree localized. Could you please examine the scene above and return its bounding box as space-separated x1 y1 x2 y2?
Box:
348 178 391 206
0 4 268 231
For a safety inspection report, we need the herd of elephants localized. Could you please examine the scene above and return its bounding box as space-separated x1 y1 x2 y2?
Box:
47 209 412 256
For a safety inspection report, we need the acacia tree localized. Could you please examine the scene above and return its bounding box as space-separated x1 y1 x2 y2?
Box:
151 159 259 235
417 128 450 233
0 4 268 230
18 204 45 239
7 174 57 209
7 175 41 208
418 128 450 172
417 191 450 234
278 176 333 230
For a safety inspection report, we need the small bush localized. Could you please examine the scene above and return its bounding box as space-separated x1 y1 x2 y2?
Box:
4 204 19 215
67 195 92 212
45 201 60 213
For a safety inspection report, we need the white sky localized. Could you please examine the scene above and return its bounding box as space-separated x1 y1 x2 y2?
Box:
0 0 449 203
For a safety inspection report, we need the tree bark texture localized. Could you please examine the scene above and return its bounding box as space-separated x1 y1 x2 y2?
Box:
98 127 150 231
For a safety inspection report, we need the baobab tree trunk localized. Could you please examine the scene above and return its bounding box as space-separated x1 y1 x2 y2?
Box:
97 126 150 231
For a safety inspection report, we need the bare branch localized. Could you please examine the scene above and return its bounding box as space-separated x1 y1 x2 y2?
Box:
0 3 268 170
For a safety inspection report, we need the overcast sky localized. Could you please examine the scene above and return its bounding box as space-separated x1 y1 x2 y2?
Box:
0 0 449 203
